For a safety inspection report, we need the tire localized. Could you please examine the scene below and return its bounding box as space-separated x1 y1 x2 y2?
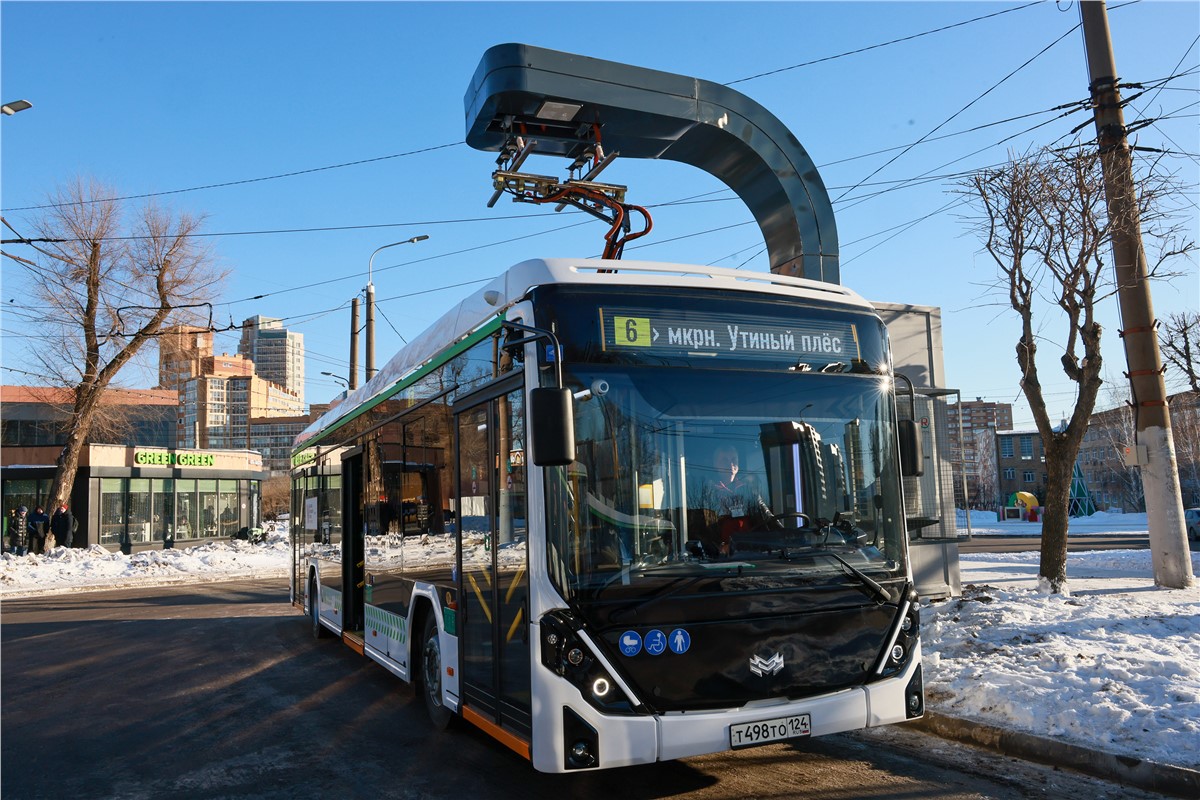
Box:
420 613 453 730
310 576 330 639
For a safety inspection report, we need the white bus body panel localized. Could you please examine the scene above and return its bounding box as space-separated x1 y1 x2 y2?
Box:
866 641 922 727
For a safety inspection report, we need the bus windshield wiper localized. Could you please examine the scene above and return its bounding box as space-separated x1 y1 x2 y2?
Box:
812 551 891 604
608 573 707 623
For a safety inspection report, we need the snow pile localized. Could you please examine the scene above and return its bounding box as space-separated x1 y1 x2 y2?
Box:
0 532 291 595
923 548 1200 771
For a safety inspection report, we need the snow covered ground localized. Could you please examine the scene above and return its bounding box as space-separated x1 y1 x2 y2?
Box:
1 518 1196 772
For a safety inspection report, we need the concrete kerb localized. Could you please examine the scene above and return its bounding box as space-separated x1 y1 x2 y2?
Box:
911 710 1199 799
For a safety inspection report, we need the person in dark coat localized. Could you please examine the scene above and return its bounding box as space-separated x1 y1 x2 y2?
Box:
7 507 28 553
26 506 50 555
50 504 76 549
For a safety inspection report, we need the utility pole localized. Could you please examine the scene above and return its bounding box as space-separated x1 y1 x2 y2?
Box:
349 296 360 391
365 283 376 382
1080 1 1192 589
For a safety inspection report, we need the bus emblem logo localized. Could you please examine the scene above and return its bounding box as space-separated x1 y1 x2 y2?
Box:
749 653 784 676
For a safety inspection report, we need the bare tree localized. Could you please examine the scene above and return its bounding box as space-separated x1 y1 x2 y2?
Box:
1170 391 1200 507
261 474 291 520
1 177 226 509
958 146 1187 593
1160 311 1200 392
1094 384 1145 511
972 427 999 510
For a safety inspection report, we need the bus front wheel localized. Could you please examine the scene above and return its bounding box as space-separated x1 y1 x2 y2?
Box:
421 614 453 730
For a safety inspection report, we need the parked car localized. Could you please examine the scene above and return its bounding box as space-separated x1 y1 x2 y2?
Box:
1186 508 1200 541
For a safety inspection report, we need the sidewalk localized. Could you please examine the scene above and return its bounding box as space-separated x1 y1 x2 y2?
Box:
918 549 1200 797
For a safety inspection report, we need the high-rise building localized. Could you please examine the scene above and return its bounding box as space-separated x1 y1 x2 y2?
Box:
947 398 1014 508
238 316 304 401
178 353 304 450
157 325 214 392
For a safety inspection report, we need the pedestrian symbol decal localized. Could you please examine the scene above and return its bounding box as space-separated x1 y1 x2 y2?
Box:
669 628 691 654
619 630 642 657
644 629 667 655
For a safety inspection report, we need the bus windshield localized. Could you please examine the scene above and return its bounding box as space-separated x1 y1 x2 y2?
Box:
545 366 908 605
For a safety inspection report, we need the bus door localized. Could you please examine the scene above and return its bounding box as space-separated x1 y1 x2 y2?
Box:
342 449 365 633
455 381 531 739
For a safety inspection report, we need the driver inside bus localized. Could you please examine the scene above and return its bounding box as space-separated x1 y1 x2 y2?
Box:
702 444 781 555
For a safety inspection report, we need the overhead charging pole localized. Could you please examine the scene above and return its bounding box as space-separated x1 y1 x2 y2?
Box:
464 43 840 283
1080 1 1192 588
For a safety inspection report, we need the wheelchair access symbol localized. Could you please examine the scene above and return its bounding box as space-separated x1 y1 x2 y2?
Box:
644 629 667 656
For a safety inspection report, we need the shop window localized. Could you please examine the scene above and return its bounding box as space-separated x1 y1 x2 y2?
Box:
100 478 126 545
128 479 152 543
151 479 174 542
219 479 239 537
3 478 50 520
199 479 219 536
176 479 197 539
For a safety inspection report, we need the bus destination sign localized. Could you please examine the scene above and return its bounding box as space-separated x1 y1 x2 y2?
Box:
599 308 861 364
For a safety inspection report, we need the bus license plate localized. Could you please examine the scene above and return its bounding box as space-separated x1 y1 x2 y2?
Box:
729 713 811 749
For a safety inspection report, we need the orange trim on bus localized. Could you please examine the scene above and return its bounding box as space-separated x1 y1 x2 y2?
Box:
342 631 365 655
461 706 531 761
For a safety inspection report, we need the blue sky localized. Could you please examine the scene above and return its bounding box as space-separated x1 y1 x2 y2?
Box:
2 1 1197 428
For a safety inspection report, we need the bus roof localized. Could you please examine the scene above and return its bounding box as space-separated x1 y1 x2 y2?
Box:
293 257 874 454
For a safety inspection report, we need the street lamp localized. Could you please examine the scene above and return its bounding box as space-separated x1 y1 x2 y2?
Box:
1 99 33 116
321 371 348 389
364 234 429 381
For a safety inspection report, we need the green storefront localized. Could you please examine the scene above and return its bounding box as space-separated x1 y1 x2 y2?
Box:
2 444 266 552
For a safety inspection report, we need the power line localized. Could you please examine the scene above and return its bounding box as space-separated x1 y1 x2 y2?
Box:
833 21 1082 203
5 142 464 212
724 0 1045 86
0 4 1054 217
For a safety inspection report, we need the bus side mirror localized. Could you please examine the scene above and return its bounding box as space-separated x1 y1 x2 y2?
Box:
530 387 576 467
898 419 923 477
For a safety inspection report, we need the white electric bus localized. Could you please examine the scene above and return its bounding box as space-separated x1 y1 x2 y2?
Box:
291 257 924 772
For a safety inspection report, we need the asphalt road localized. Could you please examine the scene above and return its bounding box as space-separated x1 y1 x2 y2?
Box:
0 579 1172 800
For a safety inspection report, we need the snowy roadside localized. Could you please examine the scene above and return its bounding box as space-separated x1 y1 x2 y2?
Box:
2 524 1196 773
0 534 292 596
923 548 1200 772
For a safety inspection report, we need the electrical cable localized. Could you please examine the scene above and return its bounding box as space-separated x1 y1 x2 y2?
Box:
723 0 1044 86
833 22 1082 204
5 142 464 212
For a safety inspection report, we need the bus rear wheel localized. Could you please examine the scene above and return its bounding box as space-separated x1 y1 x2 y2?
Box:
421 614 453 730
310 576 329 639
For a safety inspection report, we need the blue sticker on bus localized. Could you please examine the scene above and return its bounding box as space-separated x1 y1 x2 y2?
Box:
619 630 642 657
668 628 691 654
644 629 667 656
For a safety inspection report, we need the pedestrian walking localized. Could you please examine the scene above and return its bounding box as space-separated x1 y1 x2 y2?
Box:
26 506 50 555
51 503 76 549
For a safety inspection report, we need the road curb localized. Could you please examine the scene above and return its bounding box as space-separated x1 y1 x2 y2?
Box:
910 710 1199 798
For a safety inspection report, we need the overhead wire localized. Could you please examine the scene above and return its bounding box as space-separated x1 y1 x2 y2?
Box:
833 21 1083 204
5 2 1195 359
5 142 464 212
723 0 1045 86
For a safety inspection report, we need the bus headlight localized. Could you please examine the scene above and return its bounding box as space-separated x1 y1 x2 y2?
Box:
540 611 635 714
878 588 921 678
